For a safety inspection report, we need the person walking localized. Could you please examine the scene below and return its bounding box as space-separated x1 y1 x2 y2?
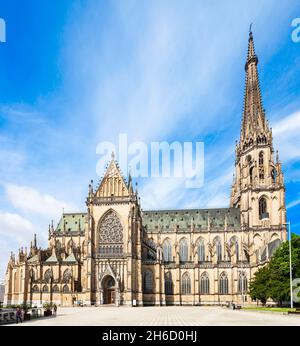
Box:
16 307 23 324
53 304 57 316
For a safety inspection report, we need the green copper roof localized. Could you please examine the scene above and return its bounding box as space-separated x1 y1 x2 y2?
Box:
55 213 87 233
45 252 58 263
27 255 38 263
142 208 240 231
63 252 77 263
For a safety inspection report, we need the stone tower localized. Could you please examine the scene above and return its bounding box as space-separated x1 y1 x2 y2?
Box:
230 30 286 236
84 153 144 306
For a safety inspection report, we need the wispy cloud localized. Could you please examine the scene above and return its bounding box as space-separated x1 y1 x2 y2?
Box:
4 184 77 219
273 110 300 162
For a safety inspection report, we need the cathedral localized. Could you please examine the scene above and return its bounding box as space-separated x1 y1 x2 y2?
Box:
4 31 287 307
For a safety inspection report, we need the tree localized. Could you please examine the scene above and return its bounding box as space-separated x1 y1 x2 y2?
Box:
249 234 300 306
249 266 270 305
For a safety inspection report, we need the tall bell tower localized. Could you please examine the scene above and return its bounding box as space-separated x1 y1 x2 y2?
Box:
230 30 286 235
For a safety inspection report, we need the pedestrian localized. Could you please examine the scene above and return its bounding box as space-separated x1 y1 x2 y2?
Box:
16 307 23 324
53 304 57 315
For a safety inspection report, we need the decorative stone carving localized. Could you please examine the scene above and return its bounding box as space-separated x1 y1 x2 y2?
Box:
99 210 123 243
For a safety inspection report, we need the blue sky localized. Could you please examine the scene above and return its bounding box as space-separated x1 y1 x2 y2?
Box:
0 0 300 278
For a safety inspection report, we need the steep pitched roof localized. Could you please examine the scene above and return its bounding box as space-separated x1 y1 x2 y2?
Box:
55 213 87 233
240 30 269 143
143 208 240 232
94 154 130 198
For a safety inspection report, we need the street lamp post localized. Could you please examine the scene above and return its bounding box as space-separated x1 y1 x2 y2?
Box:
284 222 293 309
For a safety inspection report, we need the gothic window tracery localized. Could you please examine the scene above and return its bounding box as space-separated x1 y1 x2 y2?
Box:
238 272 248 293
163 240 172 262
197 239 205 262
63 269 71 284
164 272 173 294
179 239 188 263
200 272 209 294
143 269 153 293
259 197 268 219
44 269 52 283
219 272 228 294
98 210 123 255
181 272 191 295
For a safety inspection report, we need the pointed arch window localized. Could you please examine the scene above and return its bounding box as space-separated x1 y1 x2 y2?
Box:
179 239 188 263
259 197 268 219
198 240 205 262
164 272 173 295
219 272 228 294
249 167 254 184
259 152 264 165
200 273 210 294
181 272 191 295
63 285 70 293
42 285 49 293
216 239 222 261
44 269 52 283
143 269 154 293
63 269 71 284
271 169 276 184
238 272 248 293
163 240 172 262
52 285 60 293
98 210 123 255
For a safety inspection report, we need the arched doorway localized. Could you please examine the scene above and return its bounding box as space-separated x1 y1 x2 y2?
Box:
102 275 116 304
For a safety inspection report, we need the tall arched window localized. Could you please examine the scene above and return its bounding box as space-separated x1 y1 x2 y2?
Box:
238 272 248 293
216 239 222 261
259 197 267 219
179 239 188 263
98 210 123 255
63 269 71 284
143 269 153 293
259 152 264 165
249 167 254 184
163 240 172 262
44 269 52 283
271 169 276 184
235 241 239 261
200 273 210 294
197 240 205 262
164 272 173 295
219 272 228 294
181 272 191 295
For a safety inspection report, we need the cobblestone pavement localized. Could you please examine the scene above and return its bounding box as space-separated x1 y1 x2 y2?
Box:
13 306 300 326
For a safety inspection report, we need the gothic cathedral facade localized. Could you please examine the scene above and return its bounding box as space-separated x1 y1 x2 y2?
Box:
4 31 286 307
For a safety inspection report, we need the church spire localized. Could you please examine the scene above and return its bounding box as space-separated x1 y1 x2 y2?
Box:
240 29 269 146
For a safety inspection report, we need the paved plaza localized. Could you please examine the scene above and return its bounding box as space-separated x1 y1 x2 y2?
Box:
12 306 300 326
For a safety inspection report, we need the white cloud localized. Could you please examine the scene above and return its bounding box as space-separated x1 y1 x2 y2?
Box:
287 199 300 209
0 211 37 279
0 211 35 242
273 110 300 161
4 184 78 219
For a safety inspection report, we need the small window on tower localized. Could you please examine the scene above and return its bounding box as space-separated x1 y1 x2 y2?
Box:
259 152 264 165
259 197 268 220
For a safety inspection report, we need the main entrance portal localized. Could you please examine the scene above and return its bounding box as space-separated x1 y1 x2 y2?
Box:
102 276 116 304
